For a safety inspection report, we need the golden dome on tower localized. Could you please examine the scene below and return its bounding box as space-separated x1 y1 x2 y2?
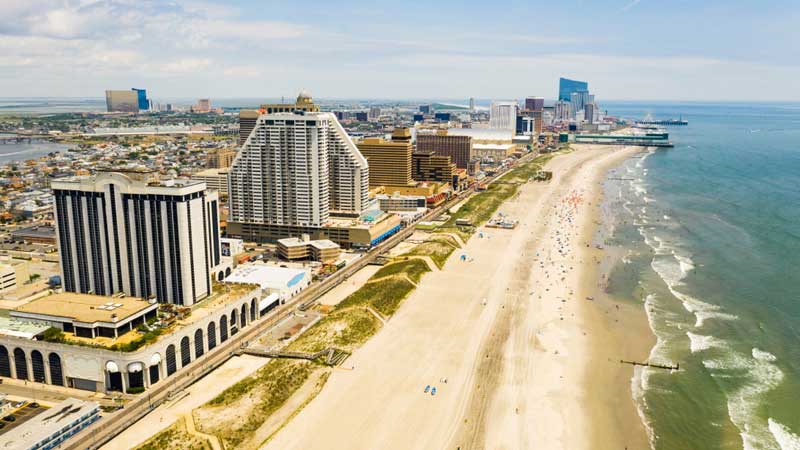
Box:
297 89 313 104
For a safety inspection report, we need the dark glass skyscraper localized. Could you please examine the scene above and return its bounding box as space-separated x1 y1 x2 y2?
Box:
558 77 588 101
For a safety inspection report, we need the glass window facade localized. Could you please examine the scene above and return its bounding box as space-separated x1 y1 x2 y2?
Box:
558 77 589 101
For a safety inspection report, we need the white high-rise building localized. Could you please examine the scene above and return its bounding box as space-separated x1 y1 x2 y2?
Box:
52 171 221 306
489 101 518 131
229 111 369 228
554 100 571 122
570 91 590 119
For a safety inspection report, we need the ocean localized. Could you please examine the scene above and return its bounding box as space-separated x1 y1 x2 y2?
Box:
601 102 800 450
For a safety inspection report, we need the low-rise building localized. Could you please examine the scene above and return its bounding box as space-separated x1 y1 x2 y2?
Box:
191 168 230 197
0 398 100 450
229 210 402 249
276 236 341 264
9 225 57 244
11 292 159 339
472 143 516 161
376 193 427 211
224 264 311 301
0 284 261 393
0 263 17 293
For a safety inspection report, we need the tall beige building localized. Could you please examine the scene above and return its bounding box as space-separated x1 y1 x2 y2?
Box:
195 98 211 113
206 148 237 169
416 132 473 169
356 128 413 188
105 90 139 113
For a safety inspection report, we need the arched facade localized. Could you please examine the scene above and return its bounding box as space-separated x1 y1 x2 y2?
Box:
0 285 261 393
180 336 191 367
31 350 46 383
0 346 10 378
207 322 217 350
194 329 204 358
48 353 64 386
166 344 177 376
220 316 228 342
230 310 238 335
13 348 27 380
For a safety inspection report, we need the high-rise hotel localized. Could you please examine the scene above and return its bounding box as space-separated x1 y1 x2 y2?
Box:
228 110 380 244
52 169 221 306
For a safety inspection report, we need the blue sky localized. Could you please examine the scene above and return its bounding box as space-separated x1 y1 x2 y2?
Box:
1 0 798 101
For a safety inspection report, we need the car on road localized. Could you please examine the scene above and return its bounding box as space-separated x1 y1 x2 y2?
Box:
3 416 15 422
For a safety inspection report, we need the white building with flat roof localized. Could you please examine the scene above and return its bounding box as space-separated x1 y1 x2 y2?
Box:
52 170 222 307
489 101 518 131
224 263 311 301
0 398 99 450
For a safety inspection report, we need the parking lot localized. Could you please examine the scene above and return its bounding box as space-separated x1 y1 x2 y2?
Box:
0 401 48 436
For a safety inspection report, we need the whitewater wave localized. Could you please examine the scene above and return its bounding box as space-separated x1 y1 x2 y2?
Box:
686 332 725 353
641 226 736 328
631 365 657 450
753 348 777 362
673 289 738 327
768 419 800 450
703 350 786 450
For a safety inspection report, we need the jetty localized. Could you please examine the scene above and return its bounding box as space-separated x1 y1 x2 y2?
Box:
620 359 679 371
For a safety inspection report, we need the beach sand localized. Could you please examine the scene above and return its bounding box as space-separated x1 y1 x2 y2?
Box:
261 145 652 450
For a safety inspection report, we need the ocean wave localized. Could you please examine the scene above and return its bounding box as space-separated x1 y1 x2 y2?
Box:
768 419 800 450
631 365 657 450
704 350 786 450
686 332 725 353
675 254 696 275
753 348 777 362
672 289 738 327
642 231 736 329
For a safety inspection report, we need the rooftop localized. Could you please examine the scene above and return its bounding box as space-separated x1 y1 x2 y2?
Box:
473 143 515 150
193 168 230 177
0 398 98 450
12 292 157 326
309 239 340 250
0 317 50 339
447 128 514 141
224 264 309 291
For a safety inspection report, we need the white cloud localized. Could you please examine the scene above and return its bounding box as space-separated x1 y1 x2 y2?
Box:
223 66 262 78
162 58 212 73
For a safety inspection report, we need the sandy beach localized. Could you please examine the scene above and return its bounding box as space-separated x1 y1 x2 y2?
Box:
258 145 653 450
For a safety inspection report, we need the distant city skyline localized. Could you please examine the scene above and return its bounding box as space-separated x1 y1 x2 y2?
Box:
1 0 799 101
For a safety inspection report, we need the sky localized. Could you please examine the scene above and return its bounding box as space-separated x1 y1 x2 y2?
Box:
1 0 799 102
